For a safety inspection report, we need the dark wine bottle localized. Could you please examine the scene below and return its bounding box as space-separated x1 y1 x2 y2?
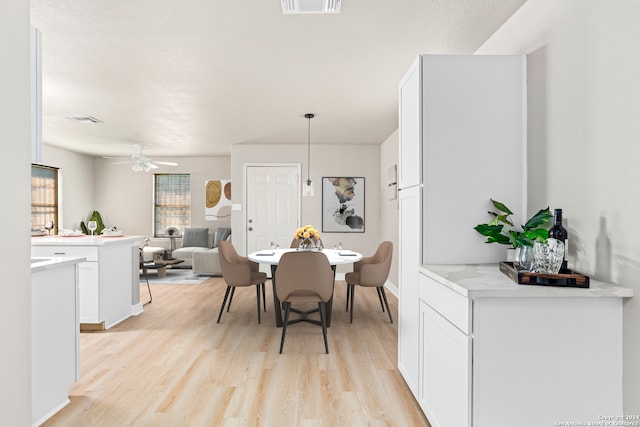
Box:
548 208 569 272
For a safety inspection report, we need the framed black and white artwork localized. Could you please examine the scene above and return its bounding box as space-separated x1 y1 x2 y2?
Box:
322 177 365 233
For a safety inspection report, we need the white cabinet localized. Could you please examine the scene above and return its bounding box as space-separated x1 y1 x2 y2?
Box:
418 54 525 265
397 185 421 394
31 258 82 426
419 299 470 427
77 261 99 323
398 53 525 403
416 265 631 427
398 56 421 189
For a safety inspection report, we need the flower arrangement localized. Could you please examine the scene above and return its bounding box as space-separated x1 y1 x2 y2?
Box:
294 224 320 241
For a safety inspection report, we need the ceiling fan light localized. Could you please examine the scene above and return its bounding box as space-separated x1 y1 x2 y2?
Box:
281 0 341 14
132 163 144 172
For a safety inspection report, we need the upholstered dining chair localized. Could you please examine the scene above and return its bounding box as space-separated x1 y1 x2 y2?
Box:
217 241 267 324
276 251 334 354
345 241 393 324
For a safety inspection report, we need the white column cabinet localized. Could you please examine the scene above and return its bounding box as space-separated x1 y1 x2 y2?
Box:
397 185 421 394
397 54 525 404
398 56 422 189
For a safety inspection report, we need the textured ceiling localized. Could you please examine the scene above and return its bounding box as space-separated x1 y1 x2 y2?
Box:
30 0 526 158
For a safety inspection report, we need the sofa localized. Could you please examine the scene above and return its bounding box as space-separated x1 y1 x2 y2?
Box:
172 227 231 275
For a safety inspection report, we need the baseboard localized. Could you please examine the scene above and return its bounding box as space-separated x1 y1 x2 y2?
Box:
384 280 398 298
131 303 144 316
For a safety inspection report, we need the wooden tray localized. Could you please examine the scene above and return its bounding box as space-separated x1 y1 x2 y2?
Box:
499 262 590 288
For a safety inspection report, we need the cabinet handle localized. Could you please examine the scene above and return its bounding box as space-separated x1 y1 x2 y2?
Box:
54 252 66 255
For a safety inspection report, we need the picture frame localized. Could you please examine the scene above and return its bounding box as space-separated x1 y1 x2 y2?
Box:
322 177 365 233
205 179 232 220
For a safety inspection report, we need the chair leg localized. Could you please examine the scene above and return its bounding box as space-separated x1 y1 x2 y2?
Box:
379 286 393 323
262 282 267 311
319 302 329 354
256 284 261 324
226 287 236 312
279 302 291 354
376 287 385 312
217 286 232 323
349 285 355 324
142 268 152 305
345 284 351 311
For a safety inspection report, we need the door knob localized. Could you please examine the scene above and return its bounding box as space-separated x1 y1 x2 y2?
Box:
248 227 253 231
248 219 253 223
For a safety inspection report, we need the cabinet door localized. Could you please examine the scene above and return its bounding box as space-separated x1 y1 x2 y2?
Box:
420 300 471 427
398 57 421 188
398 186 421 394
78 262 99 323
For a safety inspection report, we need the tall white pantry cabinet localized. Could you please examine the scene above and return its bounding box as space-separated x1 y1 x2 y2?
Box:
397 55 526 423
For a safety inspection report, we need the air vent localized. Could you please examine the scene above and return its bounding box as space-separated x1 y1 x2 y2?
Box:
66 115 103 124
281 0 341 14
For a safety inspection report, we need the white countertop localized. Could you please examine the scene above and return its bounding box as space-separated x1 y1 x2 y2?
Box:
419 264 634 298
31 256 86 273
32 235 145 246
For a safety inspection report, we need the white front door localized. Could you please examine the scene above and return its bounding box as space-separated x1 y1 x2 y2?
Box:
245 165 299 261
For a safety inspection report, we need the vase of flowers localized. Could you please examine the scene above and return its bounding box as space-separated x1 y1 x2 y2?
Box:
294 225 320 250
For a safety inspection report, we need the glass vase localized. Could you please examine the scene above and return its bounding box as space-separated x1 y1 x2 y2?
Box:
533 238 565 274
298 239 314 251
513 246 535 271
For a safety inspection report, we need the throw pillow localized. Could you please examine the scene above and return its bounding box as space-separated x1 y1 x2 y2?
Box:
212 227 232 248
181 228 209 248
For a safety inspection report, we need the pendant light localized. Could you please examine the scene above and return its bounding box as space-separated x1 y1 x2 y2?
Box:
302 113 315 197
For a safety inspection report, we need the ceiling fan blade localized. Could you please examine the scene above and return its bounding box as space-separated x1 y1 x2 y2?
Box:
147 162 160 169
154 161 178 166
111 160 134 165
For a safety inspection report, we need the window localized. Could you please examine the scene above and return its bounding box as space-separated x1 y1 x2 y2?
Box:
31 164 59 233
154 174 191 237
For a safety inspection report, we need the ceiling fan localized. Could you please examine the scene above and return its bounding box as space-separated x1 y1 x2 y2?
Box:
105 144 178 172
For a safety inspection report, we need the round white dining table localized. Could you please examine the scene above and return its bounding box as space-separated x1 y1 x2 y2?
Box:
248 248 362 327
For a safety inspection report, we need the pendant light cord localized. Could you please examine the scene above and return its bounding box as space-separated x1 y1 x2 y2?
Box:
305 113 314 185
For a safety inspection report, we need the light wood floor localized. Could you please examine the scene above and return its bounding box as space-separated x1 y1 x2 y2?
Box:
43 277 431 427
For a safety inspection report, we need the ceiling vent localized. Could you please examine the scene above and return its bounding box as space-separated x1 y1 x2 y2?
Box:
281 0 341 14
66 115 103 124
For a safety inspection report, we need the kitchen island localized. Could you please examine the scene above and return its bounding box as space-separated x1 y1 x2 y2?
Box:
32 235 145 330
409 263 633 427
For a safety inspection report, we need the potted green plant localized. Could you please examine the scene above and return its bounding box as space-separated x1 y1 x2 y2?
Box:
474 199 552 250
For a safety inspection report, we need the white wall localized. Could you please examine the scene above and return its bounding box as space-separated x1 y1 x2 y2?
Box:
231 143 381 273
479 0 640 413
0 0 32 423
379 130 399 291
